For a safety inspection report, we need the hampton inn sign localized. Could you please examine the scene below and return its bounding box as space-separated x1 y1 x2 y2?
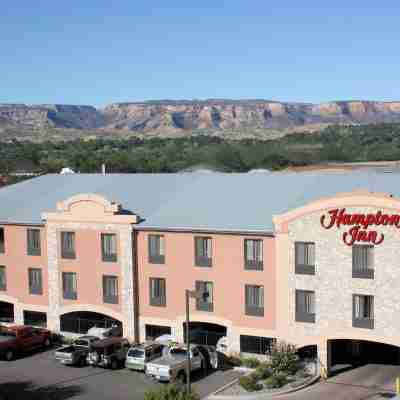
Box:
320 208 400 246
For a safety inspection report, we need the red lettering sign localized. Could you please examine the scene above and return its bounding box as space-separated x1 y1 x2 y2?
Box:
320 208 400 246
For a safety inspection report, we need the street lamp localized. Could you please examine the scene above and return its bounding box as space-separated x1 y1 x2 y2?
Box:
185 288 209 395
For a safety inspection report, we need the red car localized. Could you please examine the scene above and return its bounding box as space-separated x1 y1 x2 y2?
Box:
0 325 52 361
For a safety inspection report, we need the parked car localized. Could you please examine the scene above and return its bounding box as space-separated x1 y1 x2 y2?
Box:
146 344 205 382
86 324 122 338
125 341 164 372
87 337 130 369
216 336 229 355
55 335 100 366
0 325 52 361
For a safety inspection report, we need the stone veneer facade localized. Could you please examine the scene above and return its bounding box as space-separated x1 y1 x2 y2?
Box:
273 191 400 374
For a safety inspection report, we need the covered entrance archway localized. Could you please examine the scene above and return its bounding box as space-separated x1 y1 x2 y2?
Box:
0 301 14 323
60 311 122 335
183 321 227 346
329 339 400 369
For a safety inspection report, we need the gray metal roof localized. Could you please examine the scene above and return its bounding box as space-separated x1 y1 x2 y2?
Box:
0 171 399 232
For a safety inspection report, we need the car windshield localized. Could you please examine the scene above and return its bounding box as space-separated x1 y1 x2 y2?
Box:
128 349 144 358
74 340 89 346
170 348 187 356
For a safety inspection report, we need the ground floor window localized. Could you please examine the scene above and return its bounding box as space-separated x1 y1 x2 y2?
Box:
23 310 47 327
240 335 276 355
0 301 14 323
145 324 171 340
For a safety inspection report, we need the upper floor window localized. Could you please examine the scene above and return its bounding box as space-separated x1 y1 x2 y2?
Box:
194 237 212 267
295 242 315 275
148 235 165 264
27 228 41 256
244 239 263 270
0 266 6 291
352 245 374 279
61 232 76 259
0 228 4 254
245 284 264 316
103 275 118 304
195 280 214 312
353 294 374 329
101 233 117 262
28 268 43 295
295 289 315 323
62 272 77 300
149 277 166 307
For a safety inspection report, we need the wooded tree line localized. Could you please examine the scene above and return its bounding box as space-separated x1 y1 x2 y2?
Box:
1 123 400 174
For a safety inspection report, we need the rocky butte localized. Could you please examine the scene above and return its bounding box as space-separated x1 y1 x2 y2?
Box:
1 99 400 137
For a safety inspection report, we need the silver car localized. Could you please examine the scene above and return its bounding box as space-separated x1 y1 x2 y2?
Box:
125 342 164 372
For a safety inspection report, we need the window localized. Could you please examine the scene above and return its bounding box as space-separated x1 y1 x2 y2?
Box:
145 324 171 340
0 266 6 291
195 281 214 312
28 268 42 295
101 233 117 262
244 239 263 270
27 229 41 256
62 272 77 300
149 278 166 306
352 245 374 279
295 242 315 275
194 237 212 267
353 294 374 329
295 290 315 323
103 275 118 304
148 235 165 264
240 335 276 355
61 232 75 259
23 311 47 327
245 285 264 316
0 228 4 253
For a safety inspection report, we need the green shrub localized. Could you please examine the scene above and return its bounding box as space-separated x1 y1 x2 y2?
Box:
238 374 262 392
227 354 243 367
270 342 299 375
144 384 199 400
242 357 261 369
264 372 289 389
254 363 272 380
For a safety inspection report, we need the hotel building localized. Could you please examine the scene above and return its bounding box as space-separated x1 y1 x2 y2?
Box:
1 171 400 374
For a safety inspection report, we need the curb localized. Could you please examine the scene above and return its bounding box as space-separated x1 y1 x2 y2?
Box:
207 374 320 400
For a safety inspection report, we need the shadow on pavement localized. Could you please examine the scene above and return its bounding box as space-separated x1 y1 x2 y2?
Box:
0 380 83 400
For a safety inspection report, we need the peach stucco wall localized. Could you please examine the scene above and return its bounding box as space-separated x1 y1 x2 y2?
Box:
58 228 122 314
0 224 49 306
137 231 276 330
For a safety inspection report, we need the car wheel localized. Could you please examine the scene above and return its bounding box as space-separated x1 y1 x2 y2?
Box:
111 359 118 370
44 338 51 347
5 349 14 361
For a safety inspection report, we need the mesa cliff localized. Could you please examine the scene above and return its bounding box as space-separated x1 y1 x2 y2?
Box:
1 100 400 140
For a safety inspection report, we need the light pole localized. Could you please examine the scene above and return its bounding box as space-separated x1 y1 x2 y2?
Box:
185 288 209 395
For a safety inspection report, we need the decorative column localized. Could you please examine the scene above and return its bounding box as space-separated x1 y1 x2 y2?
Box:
120 226 136 340
46 223 61 332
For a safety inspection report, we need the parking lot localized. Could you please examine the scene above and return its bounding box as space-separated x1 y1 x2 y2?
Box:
0 347 242 400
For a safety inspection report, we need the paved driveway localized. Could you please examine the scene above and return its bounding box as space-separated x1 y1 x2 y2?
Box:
279 364 400 400
0 348 241 400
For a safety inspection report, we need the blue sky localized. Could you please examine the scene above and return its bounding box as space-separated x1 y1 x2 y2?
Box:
1 1 400 106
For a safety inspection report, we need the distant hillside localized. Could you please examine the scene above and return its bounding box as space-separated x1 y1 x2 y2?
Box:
1 100 400 141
